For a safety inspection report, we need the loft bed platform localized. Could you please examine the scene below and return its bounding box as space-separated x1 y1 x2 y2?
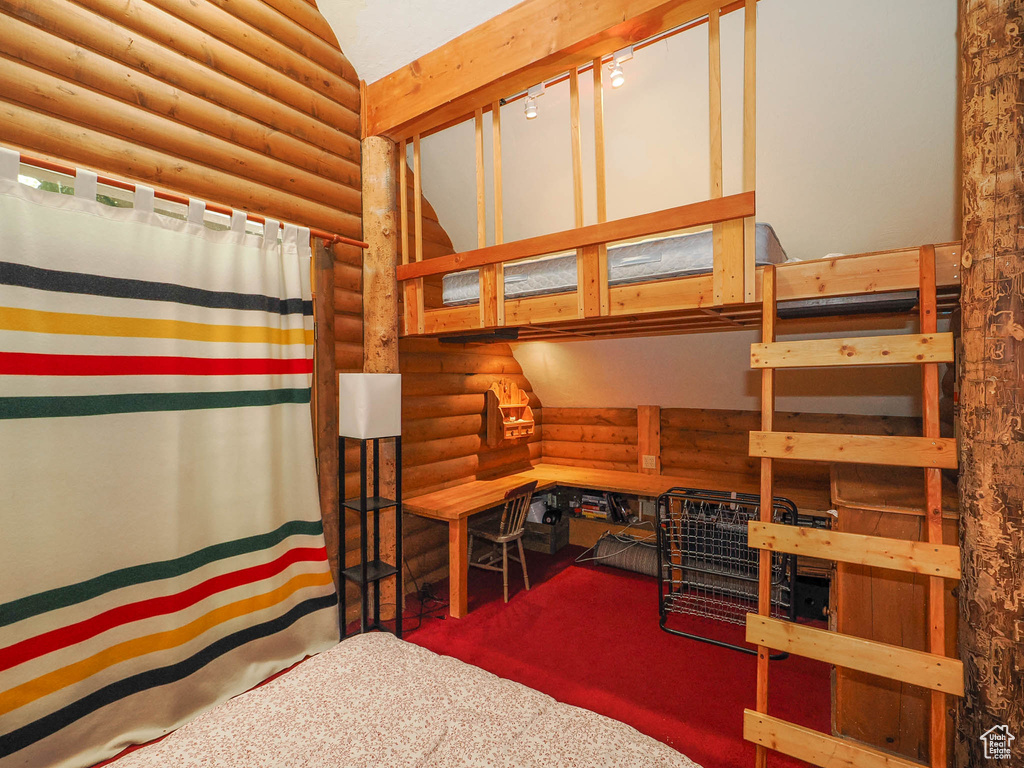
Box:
398 241 962 341
376 0 960 344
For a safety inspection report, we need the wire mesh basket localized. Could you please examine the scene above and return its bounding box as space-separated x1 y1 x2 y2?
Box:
656 487 797 656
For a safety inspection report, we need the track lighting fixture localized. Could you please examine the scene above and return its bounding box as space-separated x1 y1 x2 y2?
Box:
609 46 634 89
609 62 625 88
524 84 544 120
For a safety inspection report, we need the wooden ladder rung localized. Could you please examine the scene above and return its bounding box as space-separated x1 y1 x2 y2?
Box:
749 431 957 469
747 522 961 579
750 333 954 368
746 615 964 695
744 710 927 768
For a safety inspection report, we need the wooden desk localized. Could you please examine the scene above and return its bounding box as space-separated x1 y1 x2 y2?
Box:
405 462 831 618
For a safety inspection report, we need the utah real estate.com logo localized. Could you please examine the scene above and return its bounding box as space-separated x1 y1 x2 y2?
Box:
981 725 1015 760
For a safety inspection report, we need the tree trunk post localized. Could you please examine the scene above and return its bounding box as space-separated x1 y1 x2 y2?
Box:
361 135 400 622
957 1 1024 763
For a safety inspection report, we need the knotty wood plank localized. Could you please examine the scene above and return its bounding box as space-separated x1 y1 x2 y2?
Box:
747 616 964 696
744 711 926 768
750 432 957 469
747 522 961 579
750 334 954 368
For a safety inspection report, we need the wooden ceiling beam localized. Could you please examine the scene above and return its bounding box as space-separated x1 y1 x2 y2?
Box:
364 0 729 140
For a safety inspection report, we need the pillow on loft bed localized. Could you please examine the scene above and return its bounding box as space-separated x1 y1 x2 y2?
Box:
441 222 788 306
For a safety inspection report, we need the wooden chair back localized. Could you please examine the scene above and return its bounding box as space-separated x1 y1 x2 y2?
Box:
499 481 538 537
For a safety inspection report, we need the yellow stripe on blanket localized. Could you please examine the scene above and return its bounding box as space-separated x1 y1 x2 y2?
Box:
0 570 333 716
0 307 312 346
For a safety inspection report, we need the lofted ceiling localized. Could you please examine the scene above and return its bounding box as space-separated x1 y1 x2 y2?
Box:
317 0 520 84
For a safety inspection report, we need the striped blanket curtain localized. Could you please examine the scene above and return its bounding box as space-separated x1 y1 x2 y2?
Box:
0 154 338 768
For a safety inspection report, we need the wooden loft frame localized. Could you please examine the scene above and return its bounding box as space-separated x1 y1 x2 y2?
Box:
373 0 960 344
399 242 962 341
377 0 761 337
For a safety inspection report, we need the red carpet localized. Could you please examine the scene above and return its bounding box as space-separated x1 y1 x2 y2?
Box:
405 545 827 768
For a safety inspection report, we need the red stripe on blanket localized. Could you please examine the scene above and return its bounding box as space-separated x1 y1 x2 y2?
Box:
0 547 328 673
0 353 312 376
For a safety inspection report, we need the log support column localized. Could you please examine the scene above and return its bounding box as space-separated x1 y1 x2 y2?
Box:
361 135 401 621
956 1 1024 762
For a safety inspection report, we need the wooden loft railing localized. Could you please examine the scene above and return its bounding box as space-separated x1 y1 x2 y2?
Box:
745 247 963 768
390 0 759 338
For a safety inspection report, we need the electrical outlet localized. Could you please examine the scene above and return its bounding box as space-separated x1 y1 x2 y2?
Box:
642 454 657 470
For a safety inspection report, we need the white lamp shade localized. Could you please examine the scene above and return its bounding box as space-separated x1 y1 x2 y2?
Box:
338 373 402 439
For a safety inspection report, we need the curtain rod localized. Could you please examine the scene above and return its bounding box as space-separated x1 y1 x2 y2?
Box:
15 152 369 250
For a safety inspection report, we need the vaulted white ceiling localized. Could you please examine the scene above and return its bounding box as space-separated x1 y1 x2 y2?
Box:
317 0 520 84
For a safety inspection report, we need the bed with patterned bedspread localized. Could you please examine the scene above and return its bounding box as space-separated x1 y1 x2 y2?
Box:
110 633 699 768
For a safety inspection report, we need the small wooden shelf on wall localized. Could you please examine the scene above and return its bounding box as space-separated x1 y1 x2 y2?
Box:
486 380 535 447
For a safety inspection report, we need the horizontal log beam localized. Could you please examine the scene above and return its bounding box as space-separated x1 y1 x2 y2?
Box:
748 522 961 578
747 615 964 696
751 333 955 369
365 0 734 140
397 193 754 281
749 431 958 469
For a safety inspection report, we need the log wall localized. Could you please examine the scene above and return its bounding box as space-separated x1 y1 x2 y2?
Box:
399 339 542 590
541 406 920 491
0 0 360 238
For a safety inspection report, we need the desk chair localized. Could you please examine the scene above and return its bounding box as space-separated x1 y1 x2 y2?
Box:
468 481 538 603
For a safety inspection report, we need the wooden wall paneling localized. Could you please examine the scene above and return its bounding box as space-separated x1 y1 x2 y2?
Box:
637 405 661 474
0 102 359 238
398 339 544 592
200 0 354 82
71 0 359 129
0 58 357 213
0 14 359 184
0 0 362 239
0 0 360 162
833 489 959 760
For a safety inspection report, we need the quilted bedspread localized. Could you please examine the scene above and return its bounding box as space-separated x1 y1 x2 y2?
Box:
111 633 699 768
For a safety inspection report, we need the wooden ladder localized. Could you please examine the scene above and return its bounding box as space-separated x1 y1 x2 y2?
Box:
746 245 962 768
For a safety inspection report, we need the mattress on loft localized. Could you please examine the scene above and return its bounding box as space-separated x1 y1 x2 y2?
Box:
441 222 788 306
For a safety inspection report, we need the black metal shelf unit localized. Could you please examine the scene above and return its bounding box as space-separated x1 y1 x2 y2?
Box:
656 486 797 658
339 436 402 639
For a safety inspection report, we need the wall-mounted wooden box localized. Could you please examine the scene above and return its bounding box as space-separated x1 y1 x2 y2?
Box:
486 379 535 447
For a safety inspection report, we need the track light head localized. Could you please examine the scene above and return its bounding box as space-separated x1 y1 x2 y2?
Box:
524 96 538 119
609 62 625 88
